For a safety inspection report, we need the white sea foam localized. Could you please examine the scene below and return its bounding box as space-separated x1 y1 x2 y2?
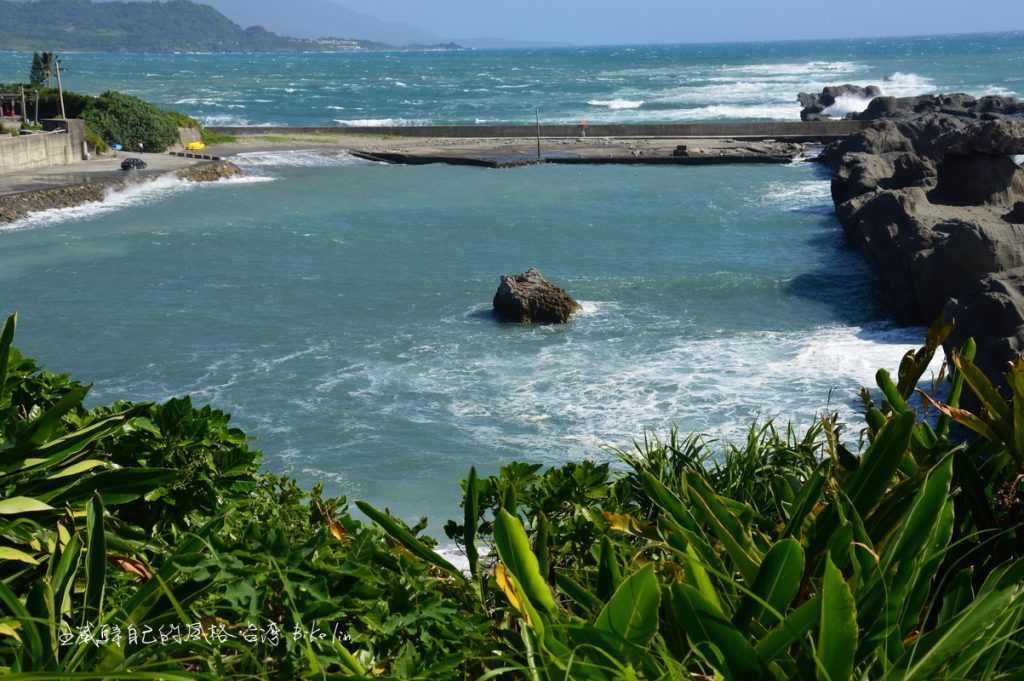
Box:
199 115 279 127
0 174 271 233
759 181 833 211
587 98 645 110
334 118 431 127
301 319 943 460
232 149 371 168
823 94 876 117
581 103 802 122
725 61 864 76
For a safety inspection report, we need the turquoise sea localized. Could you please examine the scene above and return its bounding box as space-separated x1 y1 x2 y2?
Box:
2 32 1022 126
1 33 1020 526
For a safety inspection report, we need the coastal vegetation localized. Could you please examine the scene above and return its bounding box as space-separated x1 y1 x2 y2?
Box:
2 67 224 152
1 309 1023 680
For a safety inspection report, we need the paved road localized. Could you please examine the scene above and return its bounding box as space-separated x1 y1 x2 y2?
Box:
0 153 198 197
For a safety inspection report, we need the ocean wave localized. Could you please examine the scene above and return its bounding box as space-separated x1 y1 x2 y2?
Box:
587 98 644 110
758 180 833 211
880 72 936 97
0 174 271 233
198 115 280 127
576 103 801 122
725 61 864 76
334 118 432 127
232 150 371 168
306 321 943 458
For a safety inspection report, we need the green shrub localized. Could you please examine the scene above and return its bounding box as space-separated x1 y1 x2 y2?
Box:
82 90 179 152
83 126 108 153
200 128 238 145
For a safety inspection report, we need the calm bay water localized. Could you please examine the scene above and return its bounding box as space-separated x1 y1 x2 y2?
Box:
1 32 1022 126
2 34 1016 524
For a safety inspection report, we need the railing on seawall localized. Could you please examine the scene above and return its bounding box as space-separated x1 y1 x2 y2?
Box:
208 120 873 141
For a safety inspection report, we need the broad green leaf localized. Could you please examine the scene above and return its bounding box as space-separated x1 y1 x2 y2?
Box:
595 564 660 649
783 465 826 539
42 467 178 507
937 338 975 437
52 533 82 619
899 497 954 638
883 584 1020 681
844 411 916 517
672 583 769 680
954 353 1010 423
685 471 761 584
818 556 856 681
22 385 89 447
493 508 556 614
0 408 139 475
0 547 39 564
496 563 545 637
533 511 550 582
684 543 723 615
597 534 622 601
45 459 109 479
83 493 106 626
638 470 699 532
937 569 974 626
0 312 15 399
735 538 804 631
0 580 43 665
464 466 479 579
878 369 913 415
1007 359 1024 459
555 570 602 613
0 496 54 515
355 500 462 580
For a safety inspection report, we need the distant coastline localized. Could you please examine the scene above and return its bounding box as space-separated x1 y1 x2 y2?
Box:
0 0 465 54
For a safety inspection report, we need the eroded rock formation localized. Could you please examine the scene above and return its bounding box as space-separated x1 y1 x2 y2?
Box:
798 85 882 121
822 114 1024 380
798 84 1022 123
493 268 580 324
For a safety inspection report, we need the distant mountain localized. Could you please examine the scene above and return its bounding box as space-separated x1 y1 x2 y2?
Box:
0 0 458 52
196 0 436 45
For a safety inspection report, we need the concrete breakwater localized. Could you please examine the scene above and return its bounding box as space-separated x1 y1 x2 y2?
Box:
210 120 871 141
0 160 242 225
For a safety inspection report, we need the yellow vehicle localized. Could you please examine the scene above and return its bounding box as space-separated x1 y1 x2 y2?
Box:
185 141 206 151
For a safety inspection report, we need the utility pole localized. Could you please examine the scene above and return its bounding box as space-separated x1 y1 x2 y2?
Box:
55 58 67 120
19 85 27 126
535 107 541 162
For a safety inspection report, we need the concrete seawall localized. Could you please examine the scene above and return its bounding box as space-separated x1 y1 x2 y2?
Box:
209 120 872 141
0 120 86 173
0 130 76 172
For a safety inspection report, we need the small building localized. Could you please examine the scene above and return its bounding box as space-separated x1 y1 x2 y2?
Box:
0 90 27 121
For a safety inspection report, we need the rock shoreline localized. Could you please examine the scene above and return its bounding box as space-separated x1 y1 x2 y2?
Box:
0 161 242 225
821 111 1024 380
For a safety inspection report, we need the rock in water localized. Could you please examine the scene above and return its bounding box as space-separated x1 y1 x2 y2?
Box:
176 160 242 182
493 268 580 324
822 113 1024 382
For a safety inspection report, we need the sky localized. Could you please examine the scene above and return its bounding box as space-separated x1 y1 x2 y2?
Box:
339 0 1024 45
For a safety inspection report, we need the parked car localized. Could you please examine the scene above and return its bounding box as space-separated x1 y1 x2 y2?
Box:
185 141 206 151
121 158 148 171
